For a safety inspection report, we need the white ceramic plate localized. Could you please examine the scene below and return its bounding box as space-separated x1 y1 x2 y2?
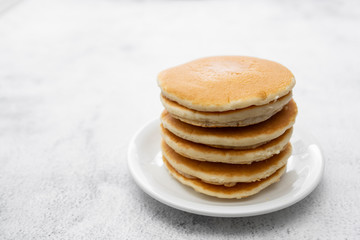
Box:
128 118 324 217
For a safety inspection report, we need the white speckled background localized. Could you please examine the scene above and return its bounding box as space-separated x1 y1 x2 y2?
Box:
0 0 359 239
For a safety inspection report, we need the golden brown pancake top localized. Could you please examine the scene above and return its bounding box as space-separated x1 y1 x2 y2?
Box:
158 56 295 111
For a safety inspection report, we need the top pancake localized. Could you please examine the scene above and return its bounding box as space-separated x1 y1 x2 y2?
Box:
158 56 295 112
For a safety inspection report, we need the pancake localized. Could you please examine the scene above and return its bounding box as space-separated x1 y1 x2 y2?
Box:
160 92 293 127
158 56 295 112
163 157 287 199
161 99 298 149
162 140 291 185
160 125 293 164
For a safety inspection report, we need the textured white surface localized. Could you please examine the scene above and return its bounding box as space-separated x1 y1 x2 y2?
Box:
0 0 359 239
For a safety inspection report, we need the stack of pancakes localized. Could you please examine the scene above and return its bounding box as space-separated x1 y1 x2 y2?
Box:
157 56 297 199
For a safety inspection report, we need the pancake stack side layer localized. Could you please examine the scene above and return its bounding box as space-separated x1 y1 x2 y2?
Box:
157 56 298 199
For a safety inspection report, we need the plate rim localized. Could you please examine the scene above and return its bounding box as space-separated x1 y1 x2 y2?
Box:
127 117 325 217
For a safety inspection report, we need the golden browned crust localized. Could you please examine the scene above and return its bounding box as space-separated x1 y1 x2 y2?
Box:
158 56 295 112
162 141 291 184
163 157 287 199
161 99 298 147
160 124 293 164
160 92 293 127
